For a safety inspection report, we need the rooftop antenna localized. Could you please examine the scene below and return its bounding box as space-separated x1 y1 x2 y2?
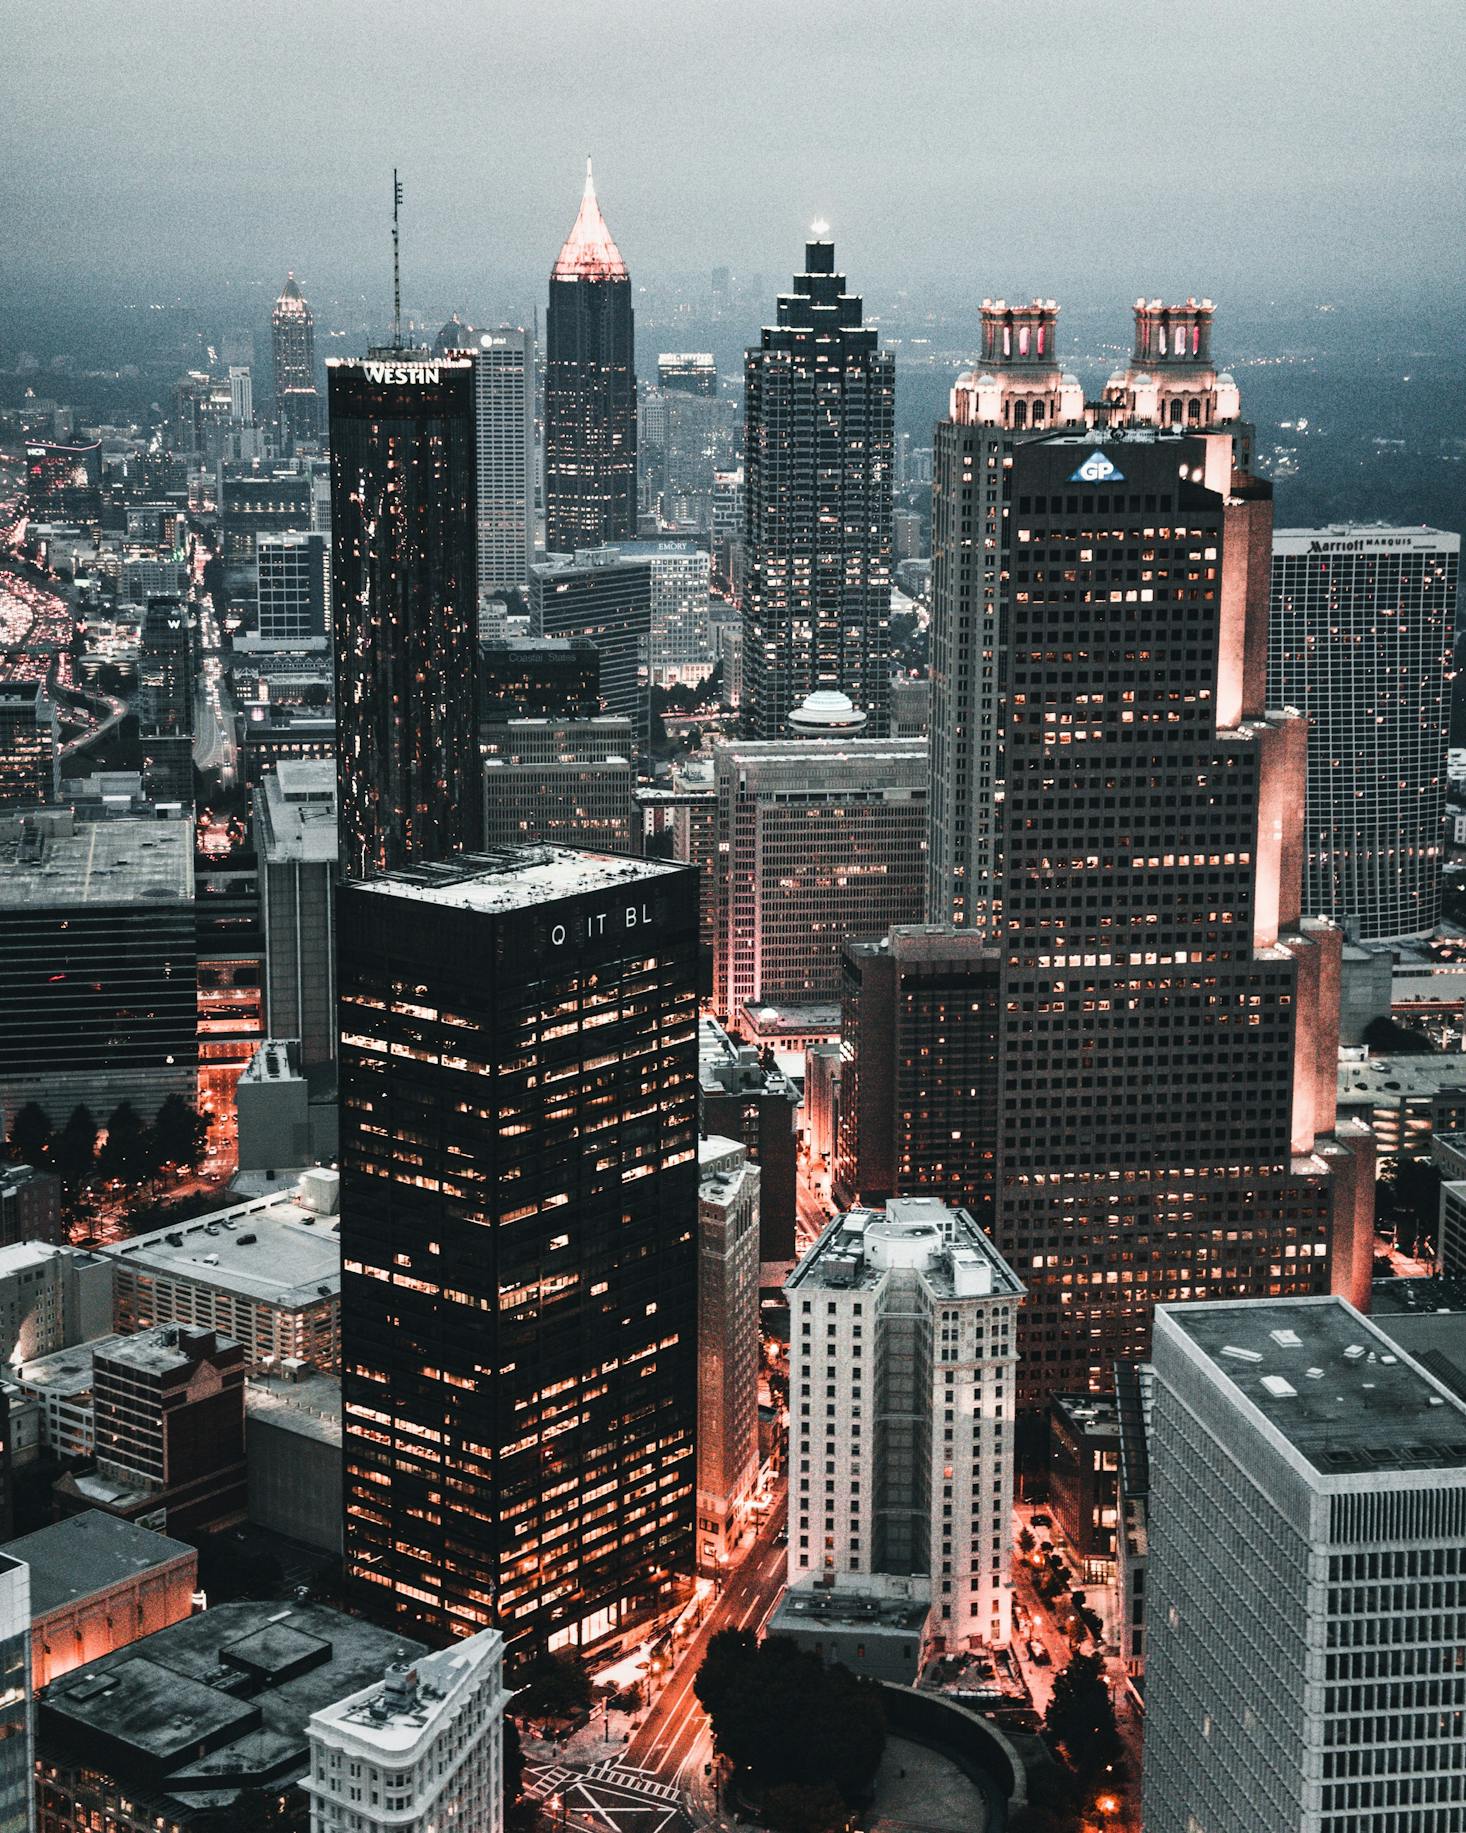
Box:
392 169 404 348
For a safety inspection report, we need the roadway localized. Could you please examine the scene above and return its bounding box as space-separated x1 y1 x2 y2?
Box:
625 1485 789 1797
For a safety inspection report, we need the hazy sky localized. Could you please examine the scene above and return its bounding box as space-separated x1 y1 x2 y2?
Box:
6 0 1465 312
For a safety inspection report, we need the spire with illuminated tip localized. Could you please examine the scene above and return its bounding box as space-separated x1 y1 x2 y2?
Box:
552 158 628 281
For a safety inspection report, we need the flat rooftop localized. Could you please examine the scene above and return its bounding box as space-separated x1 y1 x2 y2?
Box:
0 816 192 908
1337 1056 1466 1102
246 1369 342 1447
103 1189 340 1311
350 845 687 916
96 1323 241 1379
774 1585 929 1635
1162 1297 1466 1477
788 1198 1025 1305
4 1509 194 1616
255 763 337 866
41 1601 426 1794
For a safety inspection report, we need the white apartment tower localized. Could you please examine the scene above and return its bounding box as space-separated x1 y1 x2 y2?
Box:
1145 1296 1466 1833
307 1630 506 1833
472 330 536 598
1269 526 1459 942
785 1199 1023 1652
697 1136 762 1571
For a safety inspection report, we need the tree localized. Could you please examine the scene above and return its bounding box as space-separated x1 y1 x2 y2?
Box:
1045 1650 1121 1778
1379 1155 1441 1260
153 1093 208 1170
55 1105 99 1193
98 1101 148 1183
766 1783 848 1833
1018 1526 1036 1555
516 1651 592 1724
503 1714 536 1832
1362 1014 1437 1056
7 1101 53 1167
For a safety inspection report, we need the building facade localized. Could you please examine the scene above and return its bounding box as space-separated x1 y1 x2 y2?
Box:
711 737 926 1018
337 850 699 1655
481 717 635 854
0 686 55 812
921 304 1375 1415
0 1556 29 1833
328 355 481 881
435 326 537 598
696 1138 762 1572
307 1631 506 1833
1269 526 1458 941
257 531 329 645
786 1200 1023 1653
529 551 651 738
544 164 636 554
255 759 338 1071
1145 1296 1466 1833
272 272 320 448
742 236 894 738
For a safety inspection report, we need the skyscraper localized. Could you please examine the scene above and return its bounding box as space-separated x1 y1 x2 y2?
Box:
1269 525 1459 941
256 531 329 646
921 302 1374 1417
1144 1295 1466 1833
328 355 481 881
544 163 636 554
272 273 319 448
742 234 894 738
529 550 651 737
437 322 537 599
338 848 699 1654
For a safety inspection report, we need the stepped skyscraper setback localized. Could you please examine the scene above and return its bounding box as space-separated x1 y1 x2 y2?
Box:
328 355 481 881
272 272 319 448
544 162 636 555
742 234 894 737
917 299 1374 1415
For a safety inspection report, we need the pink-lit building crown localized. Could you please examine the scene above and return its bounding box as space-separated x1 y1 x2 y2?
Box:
552 160 628 282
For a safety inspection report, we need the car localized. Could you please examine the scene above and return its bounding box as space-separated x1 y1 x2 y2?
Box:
1031 1513 1052 1529
1026 1639 1051 1666
773 1527 788 1546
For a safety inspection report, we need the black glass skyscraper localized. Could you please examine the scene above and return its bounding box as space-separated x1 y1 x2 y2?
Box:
328 355 482 881
544 163 637 555
742 235 894 738
338 848 700 1655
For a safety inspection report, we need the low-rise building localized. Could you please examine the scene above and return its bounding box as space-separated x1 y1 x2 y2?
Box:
768 1586 929 1685
306 1630 506 1833
247 1364 342 1554
4 1509 197 1690
0 1241 112 1365
0 1165 62 1249
1047 1391 1122 1575
102 1172 341 1372
36 1602 428 1833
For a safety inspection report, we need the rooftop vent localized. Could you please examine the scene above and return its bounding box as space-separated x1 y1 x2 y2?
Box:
1344 1344 1368 1362
1260 1375 1297 1399
1269 1329 1302 1348
1221 1345 1262 1363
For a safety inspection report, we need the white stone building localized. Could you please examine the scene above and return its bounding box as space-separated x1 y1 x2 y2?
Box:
306 1629 506 1833
697 1137 762 1571
785 1198 1023 1653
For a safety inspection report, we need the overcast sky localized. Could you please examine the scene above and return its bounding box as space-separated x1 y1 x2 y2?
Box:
7 0 1464 313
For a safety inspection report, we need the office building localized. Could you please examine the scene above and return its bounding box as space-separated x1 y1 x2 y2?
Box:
255 759 338 1071
0 1242 111 1366
698 1017 799 1270
530 549 651 736
1336 1051 1466 1167
5 1509 197 1691
696 1137 762 1571
25 437 101 530
307 1630 506 1833
1144 1295 1466 1833
642 354 727 530
329 355 481 880
257 530 329 646
1047 1390 1121 1572
921 303 1375 1413
236 1038 340 1172
338 849 699 1654
481 716 635 854
711 736 926 1017
804 1040 842 1168
247 1364 343 1554
0 1556 29 1833
239 702 336 783
742 234 894 738
544 162 636 553
219 466 313 566
0 813 197 1128
103 1174 341 1373
0 1167 62 1251
834 927 1000 1216
786 1199 1023 1653
273 272 320 447
36 1602 427 1833
630 540 713 684
228 366 254 426
1113 1359 1152 1678
136 597 193 736
53 1324 247 1535
1270 526 1458 941
0 683 55 811
472 329 536 596
481 636 601 721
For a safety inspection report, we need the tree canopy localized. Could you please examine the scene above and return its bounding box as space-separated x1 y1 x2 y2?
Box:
1044 1649 1121 1778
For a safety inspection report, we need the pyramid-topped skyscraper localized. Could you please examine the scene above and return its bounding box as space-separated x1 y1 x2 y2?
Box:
544 161 636 554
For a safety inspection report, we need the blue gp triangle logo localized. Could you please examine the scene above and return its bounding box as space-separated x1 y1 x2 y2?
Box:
1069 451 1124 483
